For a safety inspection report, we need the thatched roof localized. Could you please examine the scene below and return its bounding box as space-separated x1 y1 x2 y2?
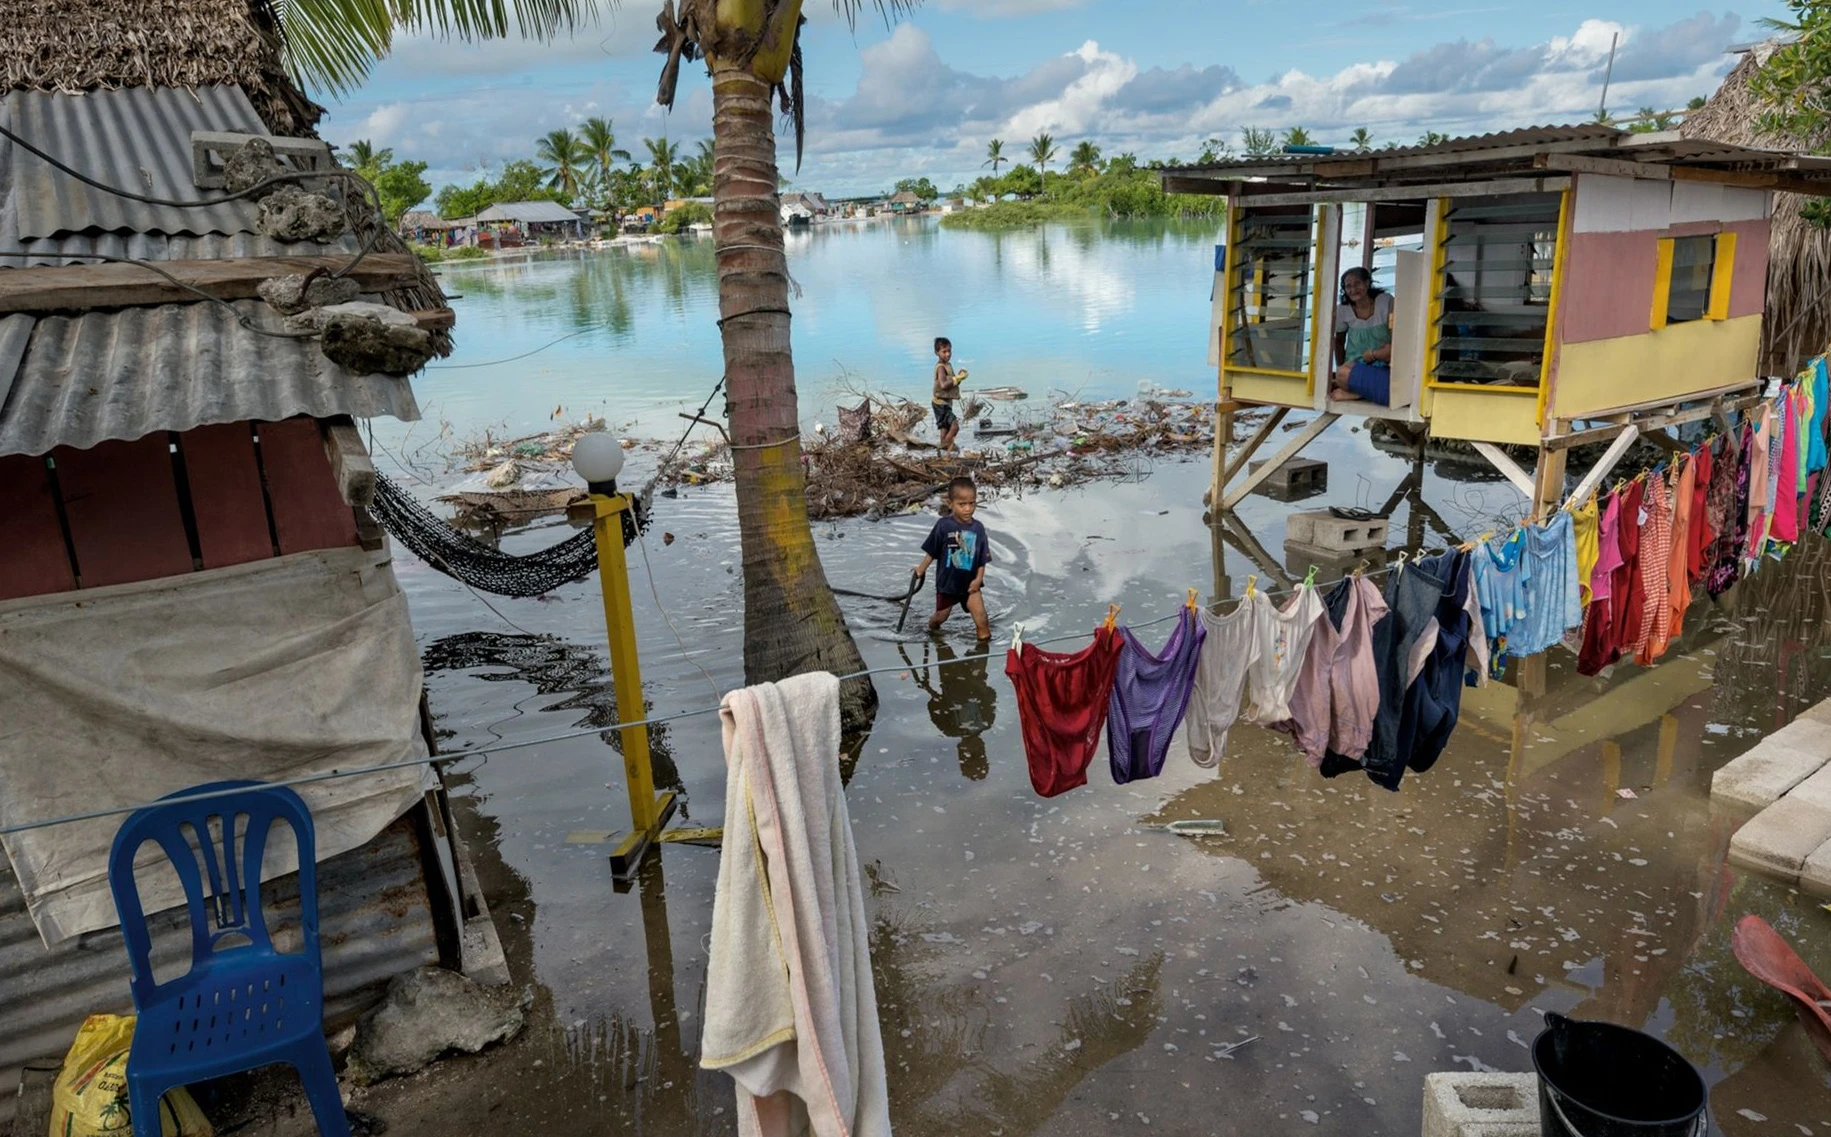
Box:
1683 43 1831 376
0 0 321 135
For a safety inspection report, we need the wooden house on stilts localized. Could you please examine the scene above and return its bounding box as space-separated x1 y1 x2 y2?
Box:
1165 125 1831 518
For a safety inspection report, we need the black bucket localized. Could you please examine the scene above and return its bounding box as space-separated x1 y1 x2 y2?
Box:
1532 1012 1707 1137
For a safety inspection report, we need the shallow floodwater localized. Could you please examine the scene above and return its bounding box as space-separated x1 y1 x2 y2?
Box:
381 220 1831 1133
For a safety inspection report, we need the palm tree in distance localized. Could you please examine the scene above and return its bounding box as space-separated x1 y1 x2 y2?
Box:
1068 140 1102 177
536 128 587 199
1240 126 1277 156
984 138 1006 174
1349 127 1374 151
1029 132 1058 172
580 116 630 182
643 136 680 204
1281 125 1315 148
1418 130 1451 146
347 139 392 170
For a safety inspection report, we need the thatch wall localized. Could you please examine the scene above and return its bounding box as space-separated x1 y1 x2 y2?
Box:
0 0 322 135
1683 45 1831 376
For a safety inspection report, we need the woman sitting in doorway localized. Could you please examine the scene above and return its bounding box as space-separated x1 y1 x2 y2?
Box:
1328 266 1392 405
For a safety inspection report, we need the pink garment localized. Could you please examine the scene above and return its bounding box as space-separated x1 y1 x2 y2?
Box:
1276 576 1389 766
1590 494 1624 604
1746 402 1774 556
1774 390 1802 543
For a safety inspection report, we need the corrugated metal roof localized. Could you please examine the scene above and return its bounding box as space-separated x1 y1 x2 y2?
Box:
0 300 419 458
474 200 582 224
4 86 270 241
0 813 441 1128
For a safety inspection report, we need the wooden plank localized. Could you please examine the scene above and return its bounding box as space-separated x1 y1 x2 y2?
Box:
1537 153 1668 180
1563 426 1640 509
1220 407 1289 485
410 307 457 330
1470 441 1536 498
321 417 377 507
55 436 194 587
1230 176 1570 208
0 254 423 314
0 453 76 600
180 422 274 569
259 418 359 554
1667 165 1831 196
1220 412 1339 509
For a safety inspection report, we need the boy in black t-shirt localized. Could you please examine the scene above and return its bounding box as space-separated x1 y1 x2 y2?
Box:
913 477 991 639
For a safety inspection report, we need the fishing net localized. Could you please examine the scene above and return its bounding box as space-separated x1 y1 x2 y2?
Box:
370 471 647 598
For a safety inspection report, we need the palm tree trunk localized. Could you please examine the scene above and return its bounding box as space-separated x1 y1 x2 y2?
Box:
709 60 876 731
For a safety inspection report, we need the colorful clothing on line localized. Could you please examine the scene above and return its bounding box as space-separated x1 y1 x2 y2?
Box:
1185 599 1262 769
1471 512 1581 665
1772 389 1803 545
1283 576 1388 765
1005 626 1123 798
1107 610 1206 785
1810 358 1830 475
1243 584 1326 725
1330 559 1449 790
1395 550 1474 783
1634 472 1673 665
1657 460 1694 657
1686 442 1714 584
1707 426 1752 598
1570 496 1600 607
1591 493 1624 604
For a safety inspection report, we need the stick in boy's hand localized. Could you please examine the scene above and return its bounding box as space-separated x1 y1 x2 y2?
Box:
895 570 923 633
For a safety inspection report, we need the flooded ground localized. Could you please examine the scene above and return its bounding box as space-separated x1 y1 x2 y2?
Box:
393 427 1831 1135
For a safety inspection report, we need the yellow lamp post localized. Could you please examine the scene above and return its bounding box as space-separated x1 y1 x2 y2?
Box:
571 433 677 881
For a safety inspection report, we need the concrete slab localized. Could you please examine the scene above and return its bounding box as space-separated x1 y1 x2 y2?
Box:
1770 716 1831 760
1789 762 1831 811
1712 741 1831 810
1729 795 1831 882
1422 1072 1540 1137
1799 838 1831 897
1800 699 1831 728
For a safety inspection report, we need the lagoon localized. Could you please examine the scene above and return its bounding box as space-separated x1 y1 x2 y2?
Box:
392 214 1226 445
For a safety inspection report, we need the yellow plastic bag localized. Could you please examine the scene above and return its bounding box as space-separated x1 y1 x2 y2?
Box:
49 1014 213 1137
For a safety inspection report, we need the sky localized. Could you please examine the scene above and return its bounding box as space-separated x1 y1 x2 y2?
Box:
318 1 1791 201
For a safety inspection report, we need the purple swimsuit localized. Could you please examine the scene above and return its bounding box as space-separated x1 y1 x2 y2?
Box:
1107 608 1207 784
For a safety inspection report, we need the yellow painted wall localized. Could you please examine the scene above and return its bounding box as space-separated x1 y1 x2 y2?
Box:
1550 314 1761 419
1428 388 1542 445
1229 371 1311 408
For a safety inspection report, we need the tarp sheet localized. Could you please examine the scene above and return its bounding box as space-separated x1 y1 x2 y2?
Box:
0 546 432 945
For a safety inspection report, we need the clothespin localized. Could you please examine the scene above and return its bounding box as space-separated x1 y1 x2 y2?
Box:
1394 550 1409 577
1353 559 1368 577
1010 622 1025 656
1244 575 1257 598
1186 587 1200 612
1103 603 1120 631
1303 564 1318 587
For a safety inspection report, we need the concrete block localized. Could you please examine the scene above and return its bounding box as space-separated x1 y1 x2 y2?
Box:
1770 716 1831 760
1728 795 1831 882
1799 698 1831 728
1789 761 1831 811
1285 540 1365 577
1249 456 1327 495
1422 1072 1540 1137
1711 740 1831 809
1284 509 1388 553
1799 838 1831 897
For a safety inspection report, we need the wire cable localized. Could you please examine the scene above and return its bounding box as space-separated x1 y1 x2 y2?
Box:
425 325 605 369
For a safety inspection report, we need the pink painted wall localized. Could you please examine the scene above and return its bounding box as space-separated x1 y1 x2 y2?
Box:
1558 230 1657 345
1556 217 1771 344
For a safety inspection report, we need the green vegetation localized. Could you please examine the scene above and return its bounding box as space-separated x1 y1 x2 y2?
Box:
1753 1 1831 226
447 245 489 261
893 176 939 202
655 200 712 233
342 138 429 224
434 158 561 219
1028 132 1058 171
942 160 1224 231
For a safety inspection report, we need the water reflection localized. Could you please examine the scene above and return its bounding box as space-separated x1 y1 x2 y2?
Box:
900 640 999 780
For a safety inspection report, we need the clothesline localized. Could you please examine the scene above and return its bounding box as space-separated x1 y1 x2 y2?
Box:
0 563 1416 837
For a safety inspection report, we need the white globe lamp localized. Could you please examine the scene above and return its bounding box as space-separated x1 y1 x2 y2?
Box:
572 432 626 494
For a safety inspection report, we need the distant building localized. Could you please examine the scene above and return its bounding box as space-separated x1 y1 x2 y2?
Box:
473 200 586 245
781 191 831 215
886 190 925 213
398 210 460 246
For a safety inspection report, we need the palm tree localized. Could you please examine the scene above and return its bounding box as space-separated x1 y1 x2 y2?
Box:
1349 127 1373 151
536 127 587 199
642 137 681 204
1418 130 1451 145
1281 125 1314 148
580 116 631 181
649 0 907 722
983 138 1006 174
1028 132 1058 172
1067 140 1102 178
347 139 392 171
1240 126 1277 156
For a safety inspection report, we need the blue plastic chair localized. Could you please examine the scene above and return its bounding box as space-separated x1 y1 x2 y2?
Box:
108 780 350 1137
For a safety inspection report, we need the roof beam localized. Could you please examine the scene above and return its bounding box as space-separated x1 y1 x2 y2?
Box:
1228 176 1569 208
1667 166 1831 196
0 254 425 315
1537 153 1668 180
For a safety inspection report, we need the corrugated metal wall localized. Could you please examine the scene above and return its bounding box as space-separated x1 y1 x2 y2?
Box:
0 813 441 1126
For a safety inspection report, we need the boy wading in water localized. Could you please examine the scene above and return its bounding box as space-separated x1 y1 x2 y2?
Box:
932 336 965 451
914 477 991 639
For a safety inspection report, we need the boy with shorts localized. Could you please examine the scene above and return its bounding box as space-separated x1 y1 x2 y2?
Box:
913 476 991 638
932 336 962 451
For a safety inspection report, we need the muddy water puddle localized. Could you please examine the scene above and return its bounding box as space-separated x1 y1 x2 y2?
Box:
406 443 1831 1134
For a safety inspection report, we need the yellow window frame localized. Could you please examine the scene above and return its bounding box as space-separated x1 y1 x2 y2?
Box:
1652 230 1736 330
